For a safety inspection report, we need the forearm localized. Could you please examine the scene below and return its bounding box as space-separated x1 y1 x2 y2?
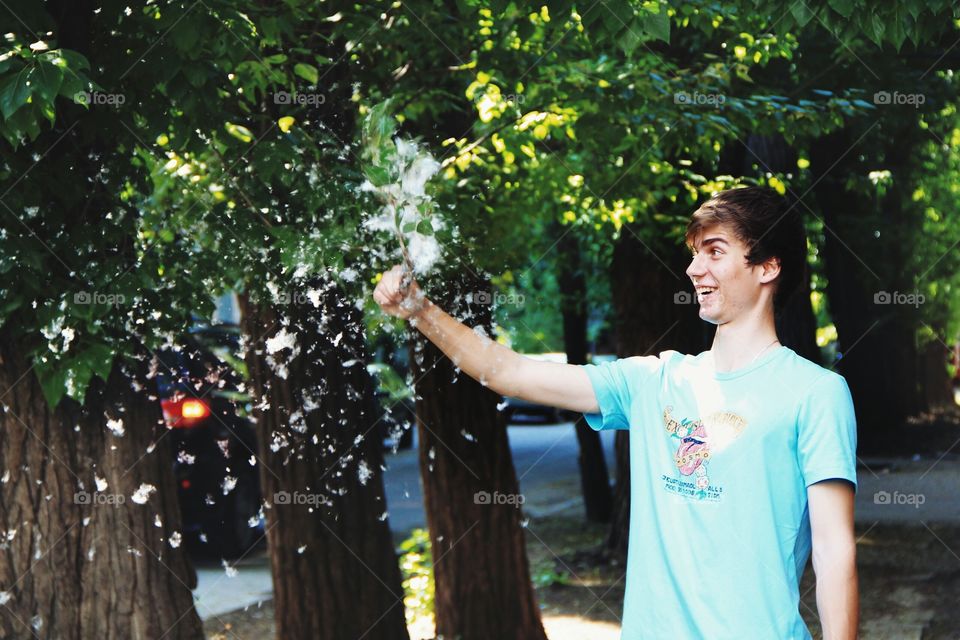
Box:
814 552 858 640
409 298 523 396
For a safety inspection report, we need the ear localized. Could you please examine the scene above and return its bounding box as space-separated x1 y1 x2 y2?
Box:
758 256 781 284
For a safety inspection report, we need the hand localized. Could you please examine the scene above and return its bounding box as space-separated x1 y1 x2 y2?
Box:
373 264 427 320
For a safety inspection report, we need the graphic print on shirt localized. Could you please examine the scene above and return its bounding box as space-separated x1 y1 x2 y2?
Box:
661 406 747 501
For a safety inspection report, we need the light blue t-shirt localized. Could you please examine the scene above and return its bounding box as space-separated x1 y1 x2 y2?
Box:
582 346 857 640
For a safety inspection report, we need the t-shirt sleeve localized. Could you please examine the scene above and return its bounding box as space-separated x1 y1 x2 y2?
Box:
580 356 661 432
796 373 858 492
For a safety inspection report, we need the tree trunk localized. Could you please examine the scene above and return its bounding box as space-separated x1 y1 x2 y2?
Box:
809 129 925 452
0 331 203 639
411 273 547 640
556 230 613 523
240 280 409 640
605 230 710 558
920 336 954 410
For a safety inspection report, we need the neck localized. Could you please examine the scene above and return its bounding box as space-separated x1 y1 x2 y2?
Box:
709 306 780 373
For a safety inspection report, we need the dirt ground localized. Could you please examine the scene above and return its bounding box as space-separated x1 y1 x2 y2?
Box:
203 510 960 640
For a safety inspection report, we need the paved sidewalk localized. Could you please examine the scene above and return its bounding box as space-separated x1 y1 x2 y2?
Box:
855 457 960 523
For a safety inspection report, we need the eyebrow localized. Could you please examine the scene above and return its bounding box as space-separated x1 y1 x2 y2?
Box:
697 237 729 248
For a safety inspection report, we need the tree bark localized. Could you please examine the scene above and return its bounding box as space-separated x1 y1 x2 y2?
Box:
556 230 613 523
809 129 926 452
411 272 547 640
240 280 409 640
920 337 954 410
0 331 203 639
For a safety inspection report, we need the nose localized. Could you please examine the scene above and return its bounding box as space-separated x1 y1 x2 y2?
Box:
686 252 706 280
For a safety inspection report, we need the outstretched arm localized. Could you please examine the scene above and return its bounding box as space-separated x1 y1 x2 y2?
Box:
373 265 598 414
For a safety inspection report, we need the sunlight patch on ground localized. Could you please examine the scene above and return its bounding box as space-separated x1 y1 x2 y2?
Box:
408 614 620 640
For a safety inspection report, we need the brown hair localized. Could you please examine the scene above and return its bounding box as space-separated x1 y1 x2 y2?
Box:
685 186 807 310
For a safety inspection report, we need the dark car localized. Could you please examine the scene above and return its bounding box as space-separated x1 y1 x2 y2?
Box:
156 323 264 559
502 396 563 424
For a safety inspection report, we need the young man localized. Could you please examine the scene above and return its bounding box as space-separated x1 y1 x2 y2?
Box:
373 186 859 639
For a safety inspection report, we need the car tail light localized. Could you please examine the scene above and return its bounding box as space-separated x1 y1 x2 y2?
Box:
161 397 211 428
181 399 208 419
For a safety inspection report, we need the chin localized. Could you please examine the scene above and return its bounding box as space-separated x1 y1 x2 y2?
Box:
697 308 722 325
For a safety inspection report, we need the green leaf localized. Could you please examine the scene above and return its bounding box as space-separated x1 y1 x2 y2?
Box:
171 20 201 51
29 60 64 104
183 64 207 87
294 62 319 84
361 100 398 165
364 164 392 187
603 1 633 31
865 12 885 47
0 69 32 119
790 2 815 27
617 21 643 55
87 343 115 383
34 356 68 409
827 0 856 18
642 8 670 44
59 49 91 72
887 6 908 51
58 69 84 101
4 103 39 141
416 219 434 235
225 122 254 143
401 221 417 233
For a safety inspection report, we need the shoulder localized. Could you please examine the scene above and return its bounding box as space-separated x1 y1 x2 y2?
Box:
782 349 850 396
624 350 686 372
594 350 684 380
779 351 854 424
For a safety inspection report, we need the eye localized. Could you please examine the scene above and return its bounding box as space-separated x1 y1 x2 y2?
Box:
711 248 722 256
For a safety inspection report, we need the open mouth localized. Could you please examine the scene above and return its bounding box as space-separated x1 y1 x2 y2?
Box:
695 286 717 299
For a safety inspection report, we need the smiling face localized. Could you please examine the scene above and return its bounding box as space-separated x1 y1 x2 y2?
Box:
685 223 779 325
